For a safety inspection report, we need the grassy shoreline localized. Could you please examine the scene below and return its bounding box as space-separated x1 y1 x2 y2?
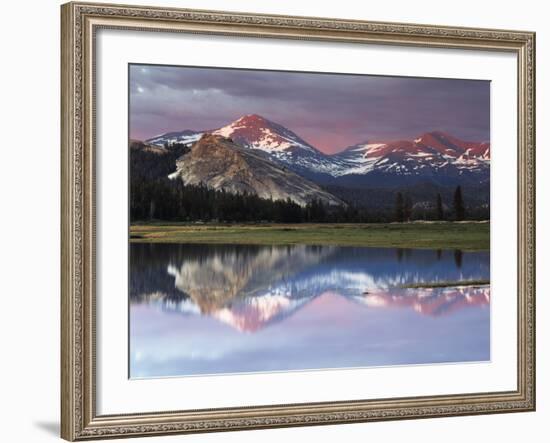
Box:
399 279 490 289
129 221 489 251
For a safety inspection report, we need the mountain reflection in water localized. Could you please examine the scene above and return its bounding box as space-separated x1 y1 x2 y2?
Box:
130 243 490 378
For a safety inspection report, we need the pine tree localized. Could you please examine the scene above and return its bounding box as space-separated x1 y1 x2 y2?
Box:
436 193 444 220
453 186 465 220
404 193 413 221
395 192 404 222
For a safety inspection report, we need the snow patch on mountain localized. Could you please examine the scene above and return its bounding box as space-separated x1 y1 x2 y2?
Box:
147 131 202 146
145 117 490 182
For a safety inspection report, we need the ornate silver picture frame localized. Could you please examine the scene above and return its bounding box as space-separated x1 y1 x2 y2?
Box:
61 2 535 440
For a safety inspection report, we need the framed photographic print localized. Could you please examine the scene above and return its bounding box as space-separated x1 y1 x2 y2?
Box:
61 1 536 440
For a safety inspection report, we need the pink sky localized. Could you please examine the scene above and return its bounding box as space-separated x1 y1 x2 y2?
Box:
130 64 490 154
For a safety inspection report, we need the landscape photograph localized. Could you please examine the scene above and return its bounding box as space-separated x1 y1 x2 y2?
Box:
129 64 490 378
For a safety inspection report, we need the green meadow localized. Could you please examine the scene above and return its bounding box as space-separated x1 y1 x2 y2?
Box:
130 221 489 251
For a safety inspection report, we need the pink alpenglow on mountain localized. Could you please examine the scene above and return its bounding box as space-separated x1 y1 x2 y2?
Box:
147 115 490 184
335 131 490 177
213 114 319 153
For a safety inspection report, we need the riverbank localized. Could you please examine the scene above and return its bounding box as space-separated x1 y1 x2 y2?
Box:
399 279 490 289
129 221 489 251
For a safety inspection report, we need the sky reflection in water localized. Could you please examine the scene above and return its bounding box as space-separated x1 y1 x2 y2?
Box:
130 244 490 378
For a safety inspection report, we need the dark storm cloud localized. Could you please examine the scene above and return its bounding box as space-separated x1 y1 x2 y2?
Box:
130 64 490 153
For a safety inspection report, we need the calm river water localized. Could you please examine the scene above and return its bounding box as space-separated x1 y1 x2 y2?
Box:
130 243 490 378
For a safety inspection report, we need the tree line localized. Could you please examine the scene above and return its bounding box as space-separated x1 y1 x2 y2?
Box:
131 176 485 224
130 173 388 223
394 185 472 222
130 142 487 223
130 178 375 223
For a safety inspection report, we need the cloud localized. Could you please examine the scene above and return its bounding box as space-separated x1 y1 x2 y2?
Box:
129 64 490 153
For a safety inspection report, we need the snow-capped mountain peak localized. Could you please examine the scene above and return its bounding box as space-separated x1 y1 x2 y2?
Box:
212 114 318 154
146 114 319 156
144 120 490 186
321 131 491 186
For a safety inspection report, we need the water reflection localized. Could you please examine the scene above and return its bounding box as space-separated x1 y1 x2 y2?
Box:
454 249 463 268
130 244 490 378
355 285 490 317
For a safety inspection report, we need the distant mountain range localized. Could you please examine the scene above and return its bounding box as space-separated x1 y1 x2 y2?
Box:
146 114 490 189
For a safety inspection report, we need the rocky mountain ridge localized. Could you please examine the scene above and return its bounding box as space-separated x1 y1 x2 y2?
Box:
146 114 490 188
169 133 343 207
